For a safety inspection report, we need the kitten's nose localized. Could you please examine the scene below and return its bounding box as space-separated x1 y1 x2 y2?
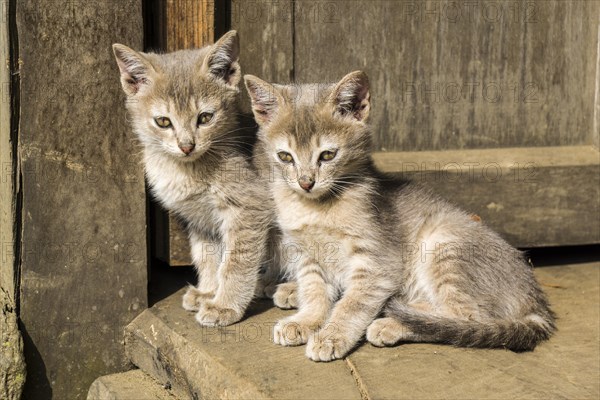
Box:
298 175 315 192
179 143 195 155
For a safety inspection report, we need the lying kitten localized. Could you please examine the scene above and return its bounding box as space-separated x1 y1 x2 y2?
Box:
113 31 278 326
244 71 555 361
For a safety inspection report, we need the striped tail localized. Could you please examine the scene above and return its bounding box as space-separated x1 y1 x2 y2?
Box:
386 302 556 352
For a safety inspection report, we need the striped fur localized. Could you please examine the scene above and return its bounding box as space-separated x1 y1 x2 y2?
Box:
113 31 281 327
245 72 555 361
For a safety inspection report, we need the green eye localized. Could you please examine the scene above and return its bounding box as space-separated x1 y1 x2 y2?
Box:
319 150 337 162
198 112 214 125
154 116 172 128
277 152 294 163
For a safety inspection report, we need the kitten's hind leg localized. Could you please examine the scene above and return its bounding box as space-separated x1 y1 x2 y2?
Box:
272 281 298 309
366 302 434 346
366 317 410 347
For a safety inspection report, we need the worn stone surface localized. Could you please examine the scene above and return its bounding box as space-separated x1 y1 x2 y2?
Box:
0 290 26 400
16 1 147 398
87 369 177 400
125 294 361 400
347 262 600 399
127 262 599 400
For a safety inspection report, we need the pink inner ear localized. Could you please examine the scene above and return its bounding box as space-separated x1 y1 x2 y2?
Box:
248 84 279 120
123 73 149 95
335 79 369 121
253 103 274 121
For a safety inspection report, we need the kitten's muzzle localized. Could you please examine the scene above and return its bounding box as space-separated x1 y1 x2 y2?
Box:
298 175 315 192
178 143 195 155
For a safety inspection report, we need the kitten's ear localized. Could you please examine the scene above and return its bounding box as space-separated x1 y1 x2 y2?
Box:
112 44 156 96
203 30 240 88
244 75 284 125
329 71 370 122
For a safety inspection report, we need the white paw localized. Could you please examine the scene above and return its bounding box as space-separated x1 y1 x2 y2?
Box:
305 327 353 362
182 286 214 312
194 301 241 327
273 317 314 346
272 282 298 309
366 317 405 347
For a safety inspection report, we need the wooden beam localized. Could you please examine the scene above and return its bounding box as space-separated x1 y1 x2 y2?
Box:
0 0 17 298
16 1 147 397
168 145 600 265
374 146 600 248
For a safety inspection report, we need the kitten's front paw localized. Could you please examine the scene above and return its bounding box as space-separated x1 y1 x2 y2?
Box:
272 282 298 309
273 317 313 346
182 286 214 312
366 317 405 347
306 328 353 362
195 302 242 327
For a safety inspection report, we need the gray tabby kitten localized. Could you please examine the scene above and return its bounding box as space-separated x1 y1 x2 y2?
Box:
244 71 555 362
113 31 277 326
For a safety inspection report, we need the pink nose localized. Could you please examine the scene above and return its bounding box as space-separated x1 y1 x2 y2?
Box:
179 144 195 155
298 176 315 191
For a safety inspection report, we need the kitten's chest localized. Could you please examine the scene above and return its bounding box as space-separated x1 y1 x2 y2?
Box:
147 163 207 204
145 159 226 230
277 198 360 266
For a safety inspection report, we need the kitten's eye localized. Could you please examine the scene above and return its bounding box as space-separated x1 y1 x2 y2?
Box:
197 112 214 126
277 152 294 163
154 117 172 128
319 150 337 162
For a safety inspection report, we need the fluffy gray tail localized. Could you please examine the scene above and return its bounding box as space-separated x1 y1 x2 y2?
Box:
386 302 556 352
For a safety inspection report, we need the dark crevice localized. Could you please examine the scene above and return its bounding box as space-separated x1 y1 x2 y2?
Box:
8 0 22 317
344 358 371 400
215 0 231 40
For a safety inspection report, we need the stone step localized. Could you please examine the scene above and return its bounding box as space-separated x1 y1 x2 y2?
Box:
125 263 599 400
87 369 178 400
124 295 362 400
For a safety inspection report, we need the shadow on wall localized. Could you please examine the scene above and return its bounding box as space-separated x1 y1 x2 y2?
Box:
20 323 52 400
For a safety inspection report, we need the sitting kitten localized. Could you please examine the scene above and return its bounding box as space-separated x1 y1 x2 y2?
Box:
113 31 279 326
244 71 555 361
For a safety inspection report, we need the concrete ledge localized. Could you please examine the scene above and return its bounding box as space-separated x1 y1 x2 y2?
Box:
125 300 362 399
126 263 599 399
87 369 177 400
373 145 600 247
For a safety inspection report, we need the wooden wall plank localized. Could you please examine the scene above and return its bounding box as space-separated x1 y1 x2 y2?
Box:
231 0 294 113
16 1 147 398
0 0 16 300
594 14 600 150
166 0 600 260
1 0 27 398
294 0 600 152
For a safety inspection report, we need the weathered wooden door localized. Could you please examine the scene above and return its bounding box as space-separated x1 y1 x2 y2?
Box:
159 0 600 265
